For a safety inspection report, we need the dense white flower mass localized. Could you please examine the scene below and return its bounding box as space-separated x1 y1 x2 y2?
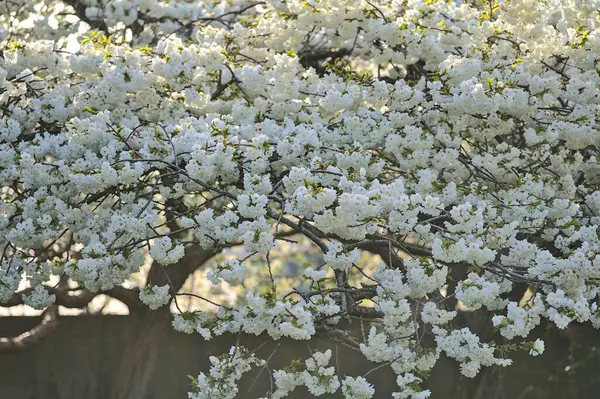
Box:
139 284 171 310
341 376 375 399
206 259 246 286
23 284 56 310
149 236 185 265
270 350 340 398
188 346 265 399
3 0 600 396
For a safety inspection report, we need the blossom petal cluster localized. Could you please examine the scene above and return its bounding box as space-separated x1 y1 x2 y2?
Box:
2 0 600 397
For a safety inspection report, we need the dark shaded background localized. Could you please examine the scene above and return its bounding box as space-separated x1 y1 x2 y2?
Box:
0 315 598 399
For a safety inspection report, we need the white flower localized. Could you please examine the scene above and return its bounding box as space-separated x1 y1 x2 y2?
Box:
8 2 600 399
206 259 246 286
324 241 360 271
303 267 327 281
342 376 375 399
150 236 185 265
139 285 171 310
421 302 457 325
23 285 55 310
273 370 301 398
529 339 545 356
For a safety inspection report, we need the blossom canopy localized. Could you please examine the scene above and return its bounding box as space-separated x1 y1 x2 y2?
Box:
1 0 600 397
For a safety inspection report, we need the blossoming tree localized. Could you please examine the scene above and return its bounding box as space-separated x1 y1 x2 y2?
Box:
2 0 600 397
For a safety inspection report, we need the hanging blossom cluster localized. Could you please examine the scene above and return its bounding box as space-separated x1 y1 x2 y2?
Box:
3 0 600 397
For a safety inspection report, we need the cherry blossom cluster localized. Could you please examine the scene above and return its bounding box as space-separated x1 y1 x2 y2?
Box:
4 0 600 397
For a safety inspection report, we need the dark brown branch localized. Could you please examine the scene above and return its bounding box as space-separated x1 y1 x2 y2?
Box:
299 48 351 73
62 0 109 33
357 242 406 271
348 306 384 318
146 244 217 297
107 286 144 310
316 327 361 351
265 210 329 253
0 305 58 351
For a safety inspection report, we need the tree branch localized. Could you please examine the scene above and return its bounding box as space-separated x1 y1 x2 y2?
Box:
146 244 217 302
62 0 109 34
0 305 58 351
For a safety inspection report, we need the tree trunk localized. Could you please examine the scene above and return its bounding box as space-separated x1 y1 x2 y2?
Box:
473 367 506 399
109 308 171 399
109 243 215 399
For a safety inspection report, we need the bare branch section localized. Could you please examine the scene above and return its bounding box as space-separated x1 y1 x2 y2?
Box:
0 305 58 351
62 0 109 33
